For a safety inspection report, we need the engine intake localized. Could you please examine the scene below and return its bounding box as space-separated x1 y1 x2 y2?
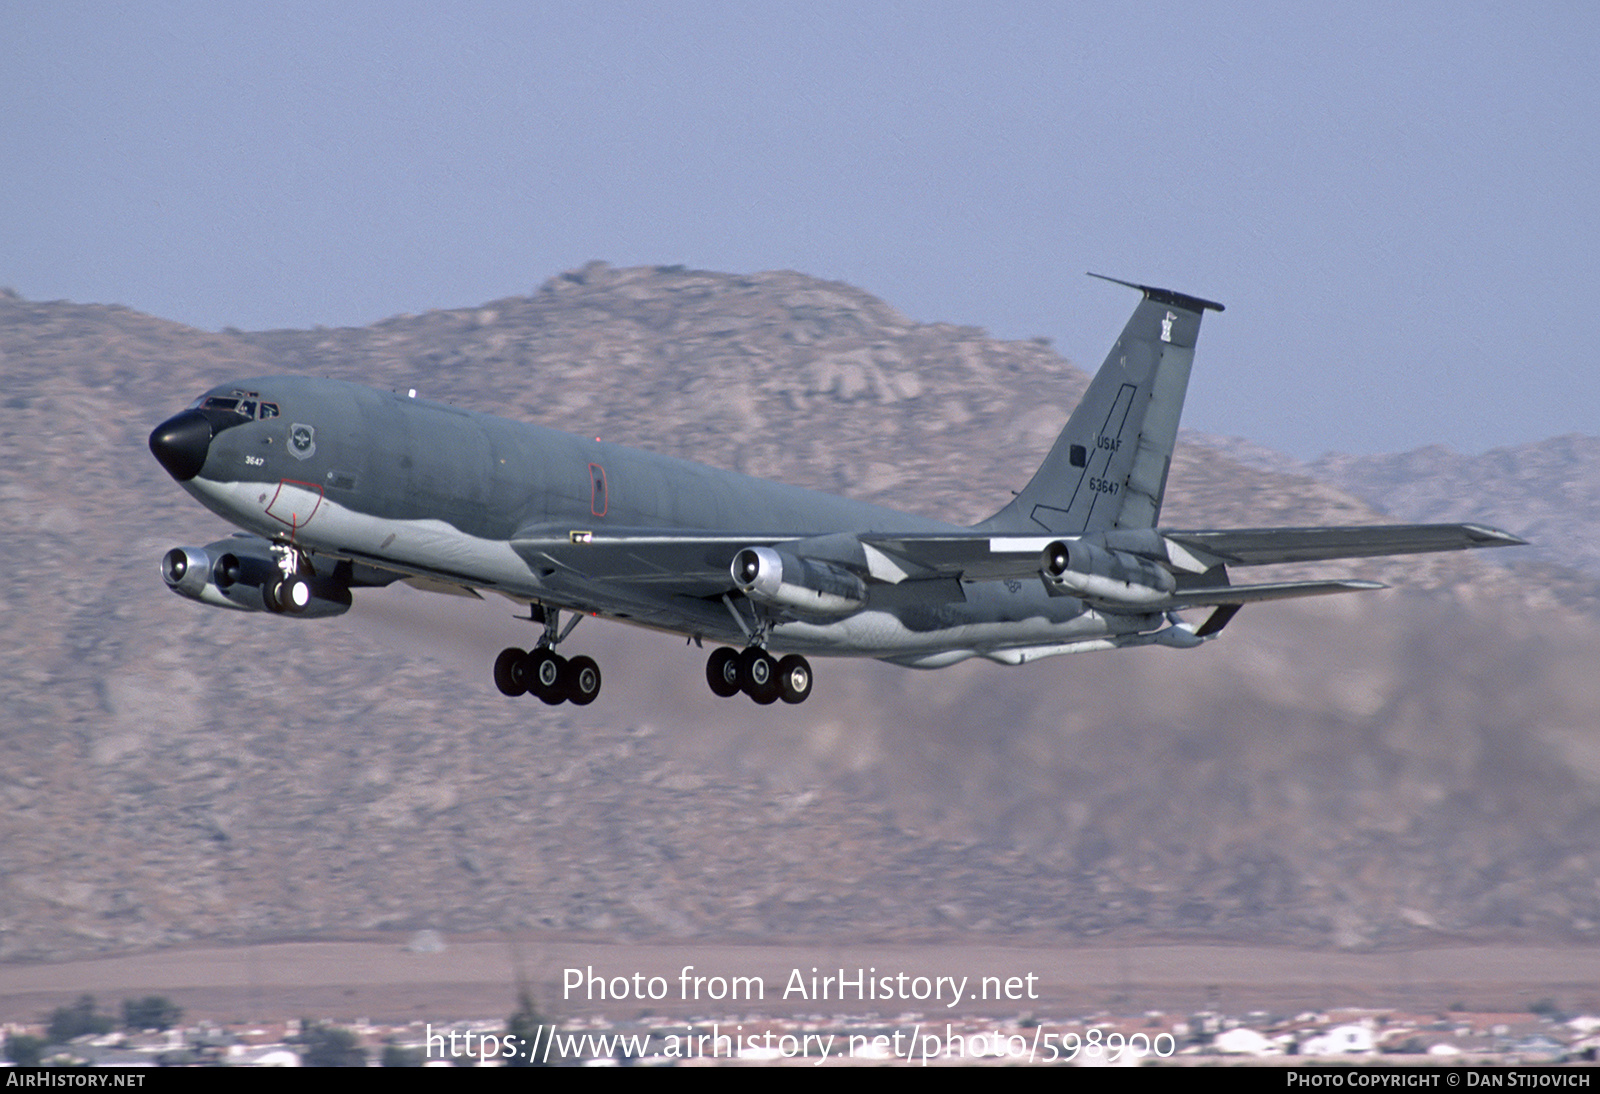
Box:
160 536 352 617
161 545 215 601
732 546 866 618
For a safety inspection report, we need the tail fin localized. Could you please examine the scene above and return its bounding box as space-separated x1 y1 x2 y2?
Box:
976 274 1223 534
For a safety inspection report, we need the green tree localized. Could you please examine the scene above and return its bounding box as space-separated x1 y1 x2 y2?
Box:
46 995 115 1043
295 1021 367 1067
5 1034 45 1067
381 1042 424 1067
122 995 184 1032
505 991 551 1067
1529 997 1566 1021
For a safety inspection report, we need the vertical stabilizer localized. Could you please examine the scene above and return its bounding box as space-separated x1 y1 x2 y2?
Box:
977 275 1223 535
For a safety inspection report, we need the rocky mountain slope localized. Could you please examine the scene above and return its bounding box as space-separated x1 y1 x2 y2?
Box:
2 266 1596 963
1310 437 1600 579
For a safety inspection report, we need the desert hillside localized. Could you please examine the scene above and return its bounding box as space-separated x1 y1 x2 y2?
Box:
1 266 1593 963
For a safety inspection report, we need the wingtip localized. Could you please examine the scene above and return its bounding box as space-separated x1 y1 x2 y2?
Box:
1463 524 1529 548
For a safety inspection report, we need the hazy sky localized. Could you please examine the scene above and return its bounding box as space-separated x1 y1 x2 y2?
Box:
5 2 1596 457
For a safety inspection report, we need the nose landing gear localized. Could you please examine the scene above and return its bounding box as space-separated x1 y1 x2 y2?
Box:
262 541 313 614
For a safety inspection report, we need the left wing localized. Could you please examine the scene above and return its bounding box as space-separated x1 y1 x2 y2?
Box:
499 518 1521 647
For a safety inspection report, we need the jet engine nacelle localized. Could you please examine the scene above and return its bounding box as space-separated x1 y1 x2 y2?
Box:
161 537 352 617
1040 539 1177 606
732 546 867 618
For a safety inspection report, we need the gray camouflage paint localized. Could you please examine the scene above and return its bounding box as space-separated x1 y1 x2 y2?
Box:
151 281 1523 667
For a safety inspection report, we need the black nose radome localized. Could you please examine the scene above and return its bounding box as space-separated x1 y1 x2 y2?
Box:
149 409 213 481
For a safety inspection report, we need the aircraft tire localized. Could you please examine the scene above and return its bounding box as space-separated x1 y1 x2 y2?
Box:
494 647 527 696
261 580 285 614
741 648 781 704
776 654 813 704
508 649 533 692
527 649 568 705
706 647 742 697
279 575 311 614
565 655 602 706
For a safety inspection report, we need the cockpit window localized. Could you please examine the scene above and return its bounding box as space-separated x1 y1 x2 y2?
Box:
199 394 279 426
198 393 270 434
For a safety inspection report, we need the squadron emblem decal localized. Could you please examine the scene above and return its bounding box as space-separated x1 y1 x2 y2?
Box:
289 423 317 460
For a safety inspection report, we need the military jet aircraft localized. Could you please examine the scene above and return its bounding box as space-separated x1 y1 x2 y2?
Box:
149 275 1523 706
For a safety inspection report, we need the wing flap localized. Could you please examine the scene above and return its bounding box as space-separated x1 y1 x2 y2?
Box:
1151 578 1385 610
857 534 1053 582
510 526 780 590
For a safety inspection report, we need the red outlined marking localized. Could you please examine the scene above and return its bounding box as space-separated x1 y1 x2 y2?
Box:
266 479 325 529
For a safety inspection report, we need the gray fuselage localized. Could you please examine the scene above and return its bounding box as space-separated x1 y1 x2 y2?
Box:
160 375 1150 664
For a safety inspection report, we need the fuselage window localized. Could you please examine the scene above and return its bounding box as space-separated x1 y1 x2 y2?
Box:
259 402 280 419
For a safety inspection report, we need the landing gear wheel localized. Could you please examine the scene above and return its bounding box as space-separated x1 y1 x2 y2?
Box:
523 649 568 705
741 648 781 705
262 579 285 614
494 647 527 696
706 647 742 698
564 655 602 706
776 654 813 705
278 574 311 614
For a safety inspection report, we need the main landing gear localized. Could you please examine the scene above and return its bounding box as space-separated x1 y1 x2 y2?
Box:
491 605 813 707
705 646 813 705
493 607 602 706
